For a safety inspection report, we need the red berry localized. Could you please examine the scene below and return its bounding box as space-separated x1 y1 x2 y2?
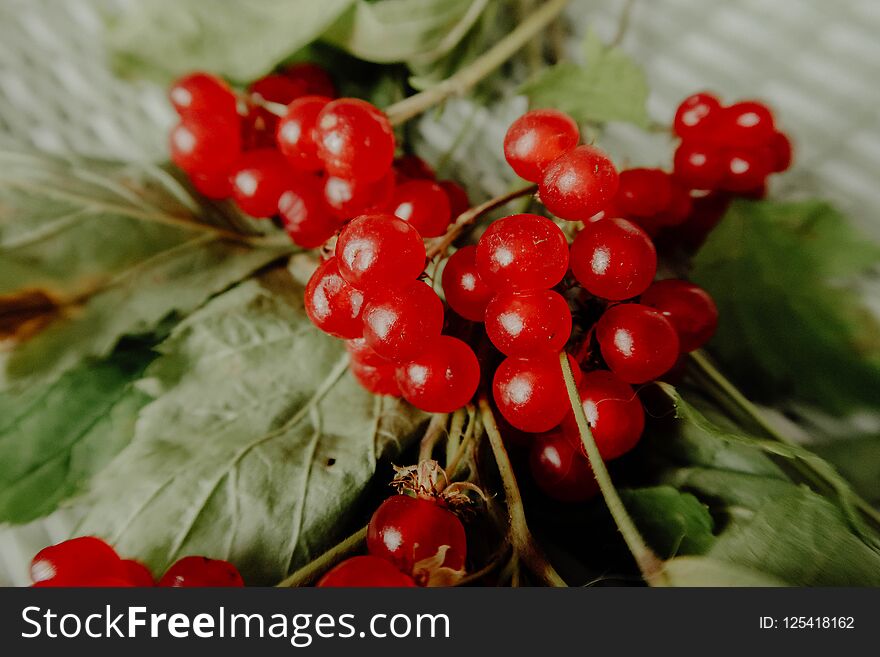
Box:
394 154 436 181
305 257 365 339
122 560 155 587
169 72 238 121
368 495 466 576
230 148 294 218
529 428 598 502
559 370 645 460
396 336 480 412
362 280 444 363
768 131 793 172
475 213 568 291
323 170 395 220
616 168 673 217
317 556 416 587
315 98 395 183
653 181 693 227
540 145 619 220
595 303 680 383
169 118 241 176
441 246 494 322
249 74 306 106
570 217 657 301
278 181 342 248
335 214 426 292
715 101 775 147
640 279 718 352
391 180 452 238
346 338 402 397
283 62 336 98
276 95 331 172
158 556 244 587
673 141 725 190
438 180 470 218
493 353 581 433
673 92 721 138
719 147 770 192
504 109 580 183
190 169 233 199
31 536 125 586
240 101 278 150
485 289 571 357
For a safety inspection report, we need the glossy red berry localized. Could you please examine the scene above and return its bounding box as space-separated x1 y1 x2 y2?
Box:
283 62 336 98
503 109 580 183
317 556 416 587
640 279 718 352
368 495 466 576
570 217 657 301
540 145 619 220
529 428 598 502
335 214 426 292
715 101 775 147
391 180 452 238
595 303 680 383
559 370 645 460
190 169 233 199
230 148 294 218
438 180 470 218
616 168 673 217
315 98 395 182
31 536 125 586
485 289 571 357
123 560 155 587
346 338 402 397
158 556 244 587
673 92 721 138
249 74 305 106
441 246 494 322
719 148 770 192
305 257 365 339
673 141 725 190
276 95 331 172
362 280 444 363
653 181 693 227
323 170 395 220
493 353 581 433
768 131 793 172
475 213 568 291
394 154 435 181
395 336 480 412
278 181 342 248
169 72 238 121
169 119 241 176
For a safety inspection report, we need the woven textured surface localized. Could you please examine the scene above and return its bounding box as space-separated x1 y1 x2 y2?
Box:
1 0 878 586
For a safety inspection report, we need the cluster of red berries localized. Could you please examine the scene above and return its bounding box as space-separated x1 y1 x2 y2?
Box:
319 463 468 587
30 536 243 587
168 66 467 247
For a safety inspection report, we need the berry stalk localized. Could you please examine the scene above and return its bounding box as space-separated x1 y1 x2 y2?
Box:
277 526 368 588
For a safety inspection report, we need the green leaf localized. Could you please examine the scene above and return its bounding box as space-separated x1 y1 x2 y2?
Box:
0 150 291 387
663 556 786 587
76 270 426 584
519 30 649 127
691 199 880 413
620 486 715 557
0 342 154 524
812 435 880 504
106 0 355 82
323 0 488 65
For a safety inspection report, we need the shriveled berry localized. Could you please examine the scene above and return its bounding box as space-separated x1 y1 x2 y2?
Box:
493 353 581 433
323 170 395 220
485 289 572 357
346 338 402 397
278 181 342 248
169 72 237 122
335 214 426 292
317 556 416 587
529 429 598 502
673 92 721 138
315 98 395 182
158 556 244 587
396 336 480 412
441 246 494 322
276 95 331 172
540 145 619 220
475 213 568 291
283 62 336 98
438 180 470 218
504 109 579 183
640 279 718 352
391 180 452 238
31 536 126 586
595 303 679 383
169 119 241 176
368 495 466 576
570 217 657 301
230 148 294 218
719 147 770 192
305 257 365 339
673 141 725 190
123 560 155 587
362 280 444 363
715 101 775 147
616 168 673 217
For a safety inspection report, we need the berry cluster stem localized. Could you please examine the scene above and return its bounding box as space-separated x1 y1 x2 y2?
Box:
276 526 367 588
559 352 668 586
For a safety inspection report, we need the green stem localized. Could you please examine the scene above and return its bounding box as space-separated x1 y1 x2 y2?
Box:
276 526 367 587
559 353 667 586
445 408 466 468
419 413 449 462
384 0 571 126
478 397 568 587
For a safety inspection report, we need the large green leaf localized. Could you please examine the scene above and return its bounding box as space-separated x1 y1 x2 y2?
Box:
0 342 154 524
0 150 290 387
691 199 880 413
106 0 355 82
76 270 426 584
812 435 880 504
519 30 649 127
620 486 715 557
663 556 786 587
